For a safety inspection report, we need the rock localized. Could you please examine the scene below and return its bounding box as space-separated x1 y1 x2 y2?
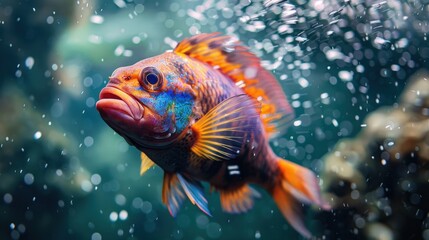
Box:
320 70 429 239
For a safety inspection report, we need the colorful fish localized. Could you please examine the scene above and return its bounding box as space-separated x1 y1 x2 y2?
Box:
96 33 329 238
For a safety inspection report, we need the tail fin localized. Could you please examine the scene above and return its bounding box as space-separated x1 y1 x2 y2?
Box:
271 158 330 238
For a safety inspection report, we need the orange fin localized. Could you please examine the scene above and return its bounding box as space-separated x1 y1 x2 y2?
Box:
272 158 330 238
277 159 329 208
273 185 312 238
175 33 294 139
162 172 211 217
219 185 261 214
191 94 260 161
140 152 155 176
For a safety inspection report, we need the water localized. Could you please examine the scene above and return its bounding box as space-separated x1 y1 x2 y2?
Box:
0 0 428 239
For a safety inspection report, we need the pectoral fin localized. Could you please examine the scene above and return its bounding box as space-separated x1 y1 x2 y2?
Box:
162 172 211 217
191 94 261 161
140 152 155 176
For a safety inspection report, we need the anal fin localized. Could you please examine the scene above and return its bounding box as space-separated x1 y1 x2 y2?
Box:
219 185 261 214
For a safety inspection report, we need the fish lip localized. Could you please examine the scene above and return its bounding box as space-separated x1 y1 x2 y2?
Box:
96 85 181 149
96 86 144 120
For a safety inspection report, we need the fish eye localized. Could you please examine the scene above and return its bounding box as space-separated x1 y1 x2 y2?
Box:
146 73 159 85
140 67 164 91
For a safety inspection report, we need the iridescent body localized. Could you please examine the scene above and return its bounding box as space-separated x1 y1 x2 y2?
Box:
96 33 329 238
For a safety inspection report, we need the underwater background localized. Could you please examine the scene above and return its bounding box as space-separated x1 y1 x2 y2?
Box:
1 0 428 239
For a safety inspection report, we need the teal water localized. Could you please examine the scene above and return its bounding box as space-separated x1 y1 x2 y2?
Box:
1 0 428 239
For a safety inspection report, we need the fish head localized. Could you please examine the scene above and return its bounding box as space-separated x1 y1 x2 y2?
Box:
96 52 197 149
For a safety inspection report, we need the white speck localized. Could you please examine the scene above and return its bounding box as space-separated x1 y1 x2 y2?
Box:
51 64 58 71
90 15 104 24
325 48 344 61
338 70 353 81
3 193 13 204
164 37 178 49
391 64 400 71
245 21 266 32
295 36 307 42
90 174 102 185
119 210 128 220
135 4 144 13
351 190 360 199
88 34 102 44
115 194 126 206
361 124 367 127
396 38 408 48
84 136 94 147
227 165 239 170
109 212 118 222
298 78 309 88
24 173 34 185
113 0 126 8
15 70 22 78
132 36 141 44
46 16 54 24
381 159 387 165
321 93 329 99
187 9 206 21
114 45 124 56
293 120 302 127
91 232 102 240
25 57 34 70
374 37 389 45
123 50 133 57
332 119 339 127
278 24 290 33
244 67 257 78
235 80 246 88
86 97 95 107
81 180 93 192
255 230 261 239
83 77 93 87
33 131 42 140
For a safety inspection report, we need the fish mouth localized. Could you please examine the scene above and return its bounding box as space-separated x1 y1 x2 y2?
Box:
96 86 144 128
96 85 179 149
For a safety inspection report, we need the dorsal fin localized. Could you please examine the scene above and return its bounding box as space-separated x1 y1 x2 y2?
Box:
174 33 294 139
